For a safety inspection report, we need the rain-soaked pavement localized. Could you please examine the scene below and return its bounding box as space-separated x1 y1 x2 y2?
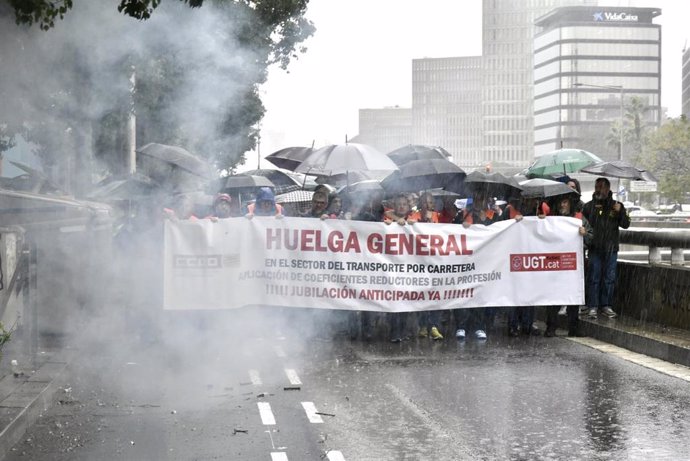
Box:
4 309 690 461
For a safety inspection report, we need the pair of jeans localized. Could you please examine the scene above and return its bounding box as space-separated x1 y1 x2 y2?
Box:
454 307 486 332
509 306 535 332
545 305 579 334
418 310 442 329
587 251 618 308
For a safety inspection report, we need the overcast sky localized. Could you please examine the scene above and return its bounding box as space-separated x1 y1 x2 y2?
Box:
250 0 689 170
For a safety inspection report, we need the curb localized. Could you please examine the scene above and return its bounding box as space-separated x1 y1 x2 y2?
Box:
0 360 67 460
580 319 690 369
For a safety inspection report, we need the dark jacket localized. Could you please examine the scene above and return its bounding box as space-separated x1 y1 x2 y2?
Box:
582 191 630 252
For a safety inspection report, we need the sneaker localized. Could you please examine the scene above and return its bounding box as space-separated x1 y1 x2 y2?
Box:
390 337 402 343
455 329 466 340
544 327 556 338
474 329 487 340
601 306 617 318
587 308 597 319
578 306 589 316
558 306 567 316
418 327 428 338
430 326 444 340
508 327 519 337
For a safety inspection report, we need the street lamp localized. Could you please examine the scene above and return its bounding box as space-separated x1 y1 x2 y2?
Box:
572 82 624 161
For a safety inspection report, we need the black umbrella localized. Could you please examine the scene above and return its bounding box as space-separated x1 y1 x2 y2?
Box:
381 158 466 194
264 146 315 171
519 178 578 199
337 180 384 196
217 174 275 192
580 160 657 182
243 169 302 195
387 144 452 166
464 170 523 198
136 143 213 179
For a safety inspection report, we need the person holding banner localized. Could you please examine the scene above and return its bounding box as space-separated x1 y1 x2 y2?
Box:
507 196 548 337
384 193 417 342
582 177 630 320
412 192 444 341
301 190 330 219
544 193 593 337
452 187 501 340
246 187 284 218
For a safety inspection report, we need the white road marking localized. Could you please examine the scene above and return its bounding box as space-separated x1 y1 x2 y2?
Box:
271 453 289 461
274 345 286 358
568 337 690 382
285 368 302 385
301 401 324 423
258 402 276 425
326 450 346 461
249 369 262 385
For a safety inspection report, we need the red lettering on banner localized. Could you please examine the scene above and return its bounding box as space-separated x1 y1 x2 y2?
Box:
268 228 473 256
509 252 577 272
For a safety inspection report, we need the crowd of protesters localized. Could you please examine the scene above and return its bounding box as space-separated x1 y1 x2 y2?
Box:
164 174 629 344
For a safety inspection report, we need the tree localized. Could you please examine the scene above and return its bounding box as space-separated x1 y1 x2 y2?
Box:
642 116 690 202
0 0 314 187
4 0 203 30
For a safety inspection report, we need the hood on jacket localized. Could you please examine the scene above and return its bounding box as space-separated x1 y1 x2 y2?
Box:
256 187 275 203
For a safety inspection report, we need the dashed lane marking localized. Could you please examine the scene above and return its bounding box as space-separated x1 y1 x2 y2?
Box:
301 402 324 424
271 453 288 461
285 369 302 385
258 402 276 425
274 345 286 358
326 450 346 460
249 369 262 385
568 337 690 382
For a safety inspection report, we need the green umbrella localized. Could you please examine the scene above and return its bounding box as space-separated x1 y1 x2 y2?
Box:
526 148 603 178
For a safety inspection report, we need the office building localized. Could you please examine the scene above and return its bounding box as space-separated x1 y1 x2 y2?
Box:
533 6 662 161
356 107 412 155
412 56 482 168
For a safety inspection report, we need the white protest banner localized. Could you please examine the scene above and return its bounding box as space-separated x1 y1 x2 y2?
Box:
164 216 584 311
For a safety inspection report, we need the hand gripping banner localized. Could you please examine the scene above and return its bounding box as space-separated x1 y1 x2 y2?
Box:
164 216 584 311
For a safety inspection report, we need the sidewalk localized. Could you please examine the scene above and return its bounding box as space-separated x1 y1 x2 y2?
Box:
0 336 69 460
0 314 688 460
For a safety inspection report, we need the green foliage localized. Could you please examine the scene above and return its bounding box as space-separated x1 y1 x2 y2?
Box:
0 323 11 348
1 0 314 176
642 116 690 202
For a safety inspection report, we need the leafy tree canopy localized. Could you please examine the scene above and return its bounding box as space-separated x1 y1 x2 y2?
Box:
642 116 690 202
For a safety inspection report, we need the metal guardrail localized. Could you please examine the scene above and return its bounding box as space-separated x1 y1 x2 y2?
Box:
620 228 690 266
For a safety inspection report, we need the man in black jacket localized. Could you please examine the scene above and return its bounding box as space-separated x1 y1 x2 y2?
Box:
582 177 631 319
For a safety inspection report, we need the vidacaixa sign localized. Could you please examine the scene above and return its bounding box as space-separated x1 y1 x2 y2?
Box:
593 11 639 22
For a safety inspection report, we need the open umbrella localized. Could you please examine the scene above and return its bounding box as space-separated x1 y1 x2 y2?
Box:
264 146 314 171
387 144 452 166
243 169 302 195
137 143 213 179
580 160 657 182
295 143 398 177
525 148 603 178
381 158 466 194
465 170 523 199
275 190 314 215
217 174 275 191
519 178 578 199
337 180 384 196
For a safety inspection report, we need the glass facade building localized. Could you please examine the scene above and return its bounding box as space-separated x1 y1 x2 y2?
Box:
482 0 591 168
533 6 662 160
412 56 482 168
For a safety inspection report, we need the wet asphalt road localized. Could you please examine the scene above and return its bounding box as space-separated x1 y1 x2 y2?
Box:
5 311 690 461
